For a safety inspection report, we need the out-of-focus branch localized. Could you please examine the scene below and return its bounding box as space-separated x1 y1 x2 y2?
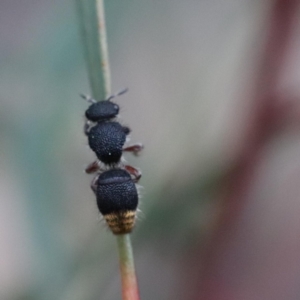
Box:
185 1 299 299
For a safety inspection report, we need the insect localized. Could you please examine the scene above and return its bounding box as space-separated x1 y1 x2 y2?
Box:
91 168 140 234
82 89 143 234
82 89 143 166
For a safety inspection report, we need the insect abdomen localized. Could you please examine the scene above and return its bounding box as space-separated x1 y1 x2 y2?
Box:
104 211 136 234
96 169 139 234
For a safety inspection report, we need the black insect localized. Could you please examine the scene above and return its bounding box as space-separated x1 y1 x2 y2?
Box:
82 89 143 234
91 168 140 235
82 89 143 166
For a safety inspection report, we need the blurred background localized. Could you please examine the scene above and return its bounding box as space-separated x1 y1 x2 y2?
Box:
2 0 300 299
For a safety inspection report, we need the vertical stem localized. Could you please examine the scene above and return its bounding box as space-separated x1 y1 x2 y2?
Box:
76 1 140 299
96 0 111 98
76 0 111 100
117 235 140 300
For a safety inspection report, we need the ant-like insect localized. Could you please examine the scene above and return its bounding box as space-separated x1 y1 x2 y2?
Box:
91 168 140 234
82 89 143 168
82 89 143 234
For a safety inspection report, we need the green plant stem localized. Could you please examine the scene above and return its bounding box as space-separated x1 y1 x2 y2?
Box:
76 0 111 99
76 1 140 299
117 235 140 300
96 0 111 98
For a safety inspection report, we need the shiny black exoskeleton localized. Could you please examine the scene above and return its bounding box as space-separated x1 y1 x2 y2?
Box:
83 89 143 166
92 168 139 234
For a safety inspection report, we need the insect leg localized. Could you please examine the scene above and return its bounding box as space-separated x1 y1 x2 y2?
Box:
90 174 99 194
85 160 102 174
123 143 144 156
124 165 142 183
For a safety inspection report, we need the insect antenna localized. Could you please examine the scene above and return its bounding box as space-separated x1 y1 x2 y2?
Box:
106 88 128 101
80 94 97 104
